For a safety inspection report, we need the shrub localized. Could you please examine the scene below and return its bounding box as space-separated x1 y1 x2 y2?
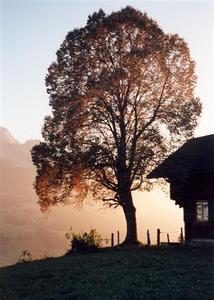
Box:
18 250 32 263
65 228 107 253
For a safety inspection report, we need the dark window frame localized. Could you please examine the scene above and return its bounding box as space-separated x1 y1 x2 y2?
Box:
196 200 209 223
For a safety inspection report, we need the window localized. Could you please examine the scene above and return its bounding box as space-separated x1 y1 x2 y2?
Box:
196 200 208 222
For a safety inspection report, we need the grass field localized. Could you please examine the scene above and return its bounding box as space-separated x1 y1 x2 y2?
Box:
0 246 214 299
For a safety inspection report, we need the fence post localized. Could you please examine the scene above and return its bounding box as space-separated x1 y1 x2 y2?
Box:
111 233 114 247
147 229 151 246
157 228 161 246
180 227 184 244
117 230 120 246
167 233 170 244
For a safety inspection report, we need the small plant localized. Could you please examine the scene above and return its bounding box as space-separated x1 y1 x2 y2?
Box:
18 250 33 263
65 227 107 254
39 253 52 260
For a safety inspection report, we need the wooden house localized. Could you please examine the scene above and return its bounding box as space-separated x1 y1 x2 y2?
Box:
148 135 214 244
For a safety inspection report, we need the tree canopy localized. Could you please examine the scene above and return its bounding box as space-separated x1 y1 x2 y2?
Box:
32 6 201 243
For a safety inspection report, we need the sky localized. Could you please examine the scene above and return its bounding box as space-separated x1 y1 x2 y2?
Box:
0 1 214 263
1 0 214 143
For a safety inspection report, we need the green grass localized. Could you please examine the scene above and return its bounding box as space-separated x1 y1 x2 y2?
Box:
0 246 214 299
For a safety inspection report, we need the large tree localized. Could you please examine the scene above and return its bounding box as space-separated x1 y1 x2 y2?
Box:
32 7 201 244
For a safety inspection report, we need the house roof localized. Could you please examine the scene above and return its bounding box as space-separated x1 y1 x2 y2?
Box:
148 134 214 179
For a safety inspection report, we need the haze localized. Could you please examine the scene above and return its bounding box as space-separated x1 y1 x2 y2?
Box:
0 1 213 266
0 127 183 266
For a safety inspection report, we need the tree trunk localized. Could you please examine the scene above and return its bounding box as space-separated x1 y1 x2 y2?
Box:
120 189 138 244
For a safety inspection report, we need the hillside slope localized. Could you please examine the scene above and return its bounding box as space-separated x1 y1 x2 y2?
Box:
0 247 214 300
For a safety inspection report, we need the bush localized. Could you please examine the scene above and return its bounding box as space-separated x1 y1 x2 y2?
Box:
18 250 32 263
65 228 107 254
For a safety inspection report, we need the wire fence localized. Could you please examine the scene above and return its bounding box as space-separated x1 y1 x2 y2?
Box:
108 227 184 247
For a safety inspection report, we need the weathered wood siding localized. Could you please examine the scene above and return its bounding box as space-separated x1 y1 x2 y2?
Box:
170 173 214 203
148 135 214 241
185 223 214 240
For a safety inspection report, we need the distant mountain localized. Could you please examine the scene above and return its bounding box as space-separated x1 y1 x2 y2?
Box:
0 128 67 266
22 139 40 152
0 127 20 145
0 128 124 267
0 127 40 167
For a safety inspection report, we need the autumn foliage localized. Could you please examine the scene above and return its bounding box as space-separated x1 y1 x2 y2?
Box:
32 7 201 243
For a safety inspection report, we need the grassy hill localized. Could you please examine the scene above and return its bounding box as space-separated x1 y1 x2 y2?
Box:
0 246 214 299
